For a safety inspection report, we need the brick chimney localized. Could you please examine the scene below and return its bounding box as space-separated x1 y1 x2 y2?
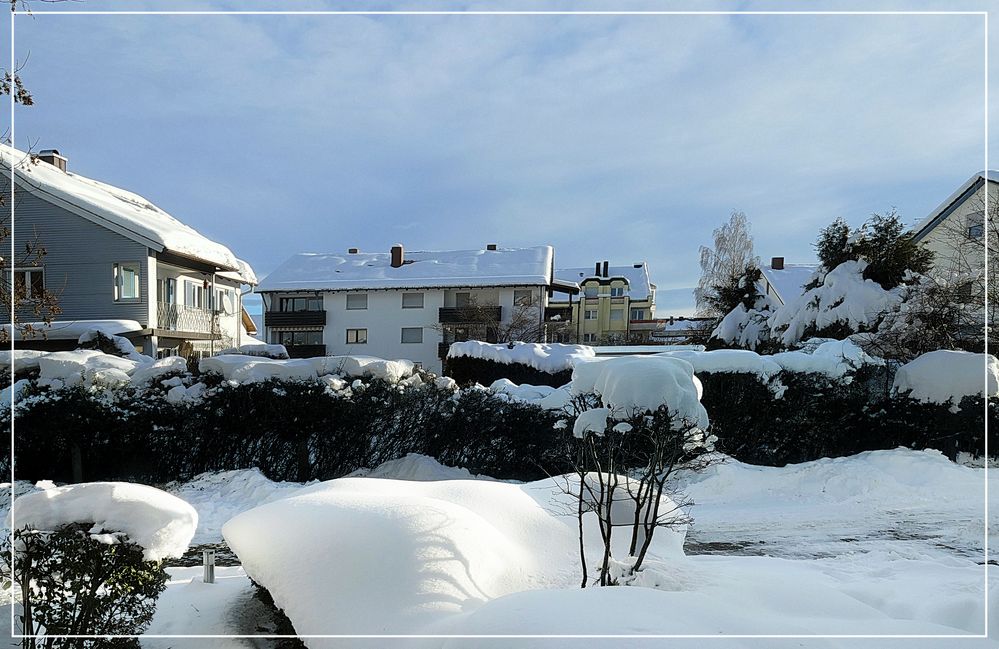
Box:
391 244 405 268
771 256 785 270
37 149 67 172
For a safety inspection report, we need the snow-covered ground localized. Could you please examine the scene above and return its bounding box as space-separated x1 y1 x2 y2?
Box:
1 450 994 648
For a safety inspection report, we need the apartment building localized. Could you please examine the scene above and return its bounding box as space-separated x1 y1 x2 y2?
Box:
256 244 575 373
546 261 656 344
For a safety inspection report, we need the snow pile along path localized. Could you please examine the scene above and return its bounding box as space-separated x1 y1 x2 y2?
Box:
8 482 197 561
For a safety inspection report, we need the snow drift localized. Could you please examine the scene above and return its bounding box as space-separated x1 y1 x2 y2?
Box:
892 350 999 408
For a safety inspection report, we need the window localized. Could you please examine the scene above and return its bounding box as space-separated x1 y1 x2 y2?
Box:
401 327 423 344
610 309 624 321
584 309 597 320
610 287 625 297
280 297 323 312
184 280 204 308
346 293 368 310
513 289 533 307
455 292 471 308
968 212 985 239
402 292 424 309
114 262 140 302
274 330 323 346
11 268 44 299
346 328 367 344
584 285 598 298
583 333 597 343
630 308 645 321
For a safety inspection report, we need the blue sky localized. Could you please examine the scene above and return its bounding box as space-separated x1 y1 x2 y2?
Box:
4 1 993 316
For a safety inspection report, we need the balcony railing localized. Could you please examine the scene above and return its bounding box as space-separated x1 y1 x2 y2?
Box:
157 302 219 334
265 310 327 327
438 306 502 324
285 344 327 359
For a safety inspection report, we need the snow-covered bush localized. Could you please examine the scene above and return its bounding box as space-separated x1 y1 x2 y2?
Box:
557 356 715 586
3 483 194 644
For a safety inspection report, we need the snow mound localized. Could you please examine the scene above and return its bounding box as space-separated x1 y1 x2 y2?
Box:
350 453 489 481
223 475 685 636
37 349 141 388
129 356 189 385
892 350 999 407
78 328 151 362
0 350 46 374
219 342 289 359
770 338 883 379
8 482 197 561
448 341 595 374
571 356 709 428
488 378 557 402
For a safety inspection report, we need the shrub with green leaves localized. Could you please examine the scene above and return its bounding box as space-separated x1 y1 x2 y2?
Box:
3 524 169 648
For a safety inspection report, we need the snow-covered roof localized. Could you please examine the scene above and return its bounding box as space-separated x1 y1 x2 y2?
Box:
257 246 555 292
912 170 999 242
0 144 256 282
759 263 820 305
553 263 654 301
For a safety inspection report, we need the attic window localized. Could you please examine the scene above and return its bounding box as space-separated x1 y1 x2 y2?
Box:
968 212 984 239
113 262 141 302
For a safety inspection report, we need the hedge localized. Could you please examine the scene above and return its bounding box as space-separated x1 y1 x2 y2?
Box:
445 355 572 388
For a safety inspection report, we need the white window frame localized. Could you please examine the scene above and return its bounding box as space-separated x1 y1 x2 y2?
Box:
113 261 141 303
610 286 625 297
346 328 368 344
584 309 597 320
9 267 44 300
583 333 596 343
401 327 423 344
513 289 533 307
968 212 985 239
346 293 368 310
402 292 424 309
630 308 645 321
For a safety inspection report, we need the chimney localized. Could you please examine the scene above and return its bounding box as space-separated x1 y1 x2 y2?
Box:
771 256 785 270
602 261 609 277
486 243 498 251
348 247 359 254
633 263 642 268
391 244 405 268
594 262 601 276
37 149 67 172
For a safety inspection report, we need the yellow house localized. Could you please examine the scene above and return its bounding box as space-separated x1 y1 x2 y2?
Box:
546 261 656 344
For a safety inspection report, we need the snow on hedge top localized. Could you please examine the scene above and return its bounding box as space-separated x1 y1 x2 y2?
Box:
8 482 197 561
571 356 708 428
553 263 654 300
660 348 782 379
3 319 142 342
892 350 999 407
200 354 415 383
256 246 554 291
1 144 253 280
448 341 595 373
769 260 903 347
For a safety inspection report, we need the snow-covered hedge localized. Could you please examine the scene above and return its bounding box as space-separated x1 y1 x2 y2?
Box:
446 341 594 388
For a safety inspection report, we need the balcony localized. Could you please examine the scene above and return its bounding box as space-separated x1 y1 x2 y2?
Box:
544 307 572 323
157 302 219 334
265 310 327 327
438 306 502 324
285 344 327 359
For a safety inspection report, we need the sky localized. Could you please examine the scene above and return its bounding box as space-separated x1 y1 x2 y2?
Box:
3 0 994 316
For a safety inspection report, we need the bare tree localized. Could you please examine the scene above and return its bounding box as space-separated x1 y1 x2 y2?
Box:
554 396 717 587
695 210 759 317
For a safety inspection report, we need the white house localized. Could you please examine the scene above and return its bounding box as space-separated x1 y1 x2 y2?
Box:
256 244 571 373
758 256 819 306
912 171 996 275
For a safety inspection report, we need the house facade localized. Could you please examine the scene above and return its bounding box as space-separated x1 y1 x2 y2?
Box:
758 257 820 306
0 145 257 357
912 171 995 278
256 244 571 373
546 261 656 344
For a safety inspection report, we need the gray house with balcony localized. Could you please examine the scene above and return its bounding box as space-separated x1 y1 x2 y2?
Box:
0 145 257 356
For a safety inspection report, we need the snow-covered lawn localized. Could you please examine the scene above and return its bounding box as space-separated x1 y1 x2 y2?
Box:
2 450 994 648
